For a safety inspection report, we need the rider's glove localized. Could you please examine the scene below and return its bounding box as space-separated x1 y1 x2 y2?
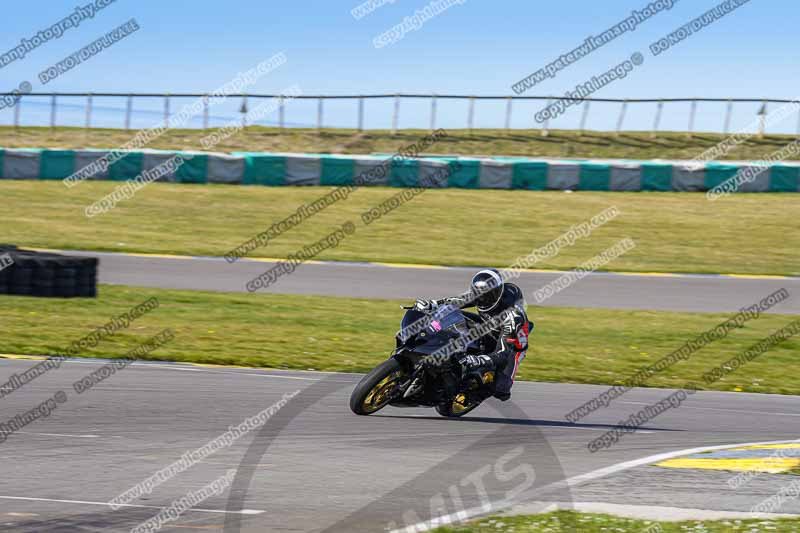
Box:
414 299 437 312
459 354 494 371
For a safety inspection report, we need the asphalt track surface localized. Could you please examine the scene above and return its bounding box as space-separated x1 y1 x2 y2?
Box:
2 357 800 532
66 250 800 314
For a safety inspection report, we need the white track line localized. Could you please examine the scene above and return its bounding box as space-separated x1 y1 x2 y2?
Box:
0 357 334 381
393 438 800 532
15 432 100 438
0 495 263 515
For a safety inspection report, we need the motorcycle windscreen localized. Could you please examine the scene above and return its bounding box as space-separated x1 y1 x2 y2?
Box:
409 333 457 355
397 304 462 341
400 309 426 334
427 304 465 334
415 306 469 355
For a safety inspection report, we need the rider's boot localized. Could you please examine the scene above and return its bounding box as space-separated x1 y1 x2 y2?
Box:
458 355 496 398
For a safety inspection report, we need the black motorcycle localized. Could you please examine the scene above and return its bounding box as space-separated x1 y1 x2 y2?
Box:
350 304 496 417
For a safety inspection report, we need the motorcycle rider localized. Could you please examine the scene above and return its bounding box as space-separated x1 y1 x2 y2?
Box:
414 269 532 401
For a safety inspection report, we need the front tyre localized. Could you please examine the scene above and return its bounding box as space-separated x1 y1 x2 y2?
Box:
435 393 482 418
350 359 406 415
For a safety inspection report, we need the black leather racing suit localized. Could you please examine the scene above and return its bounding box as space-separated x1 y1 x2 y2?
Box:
433 283 531 400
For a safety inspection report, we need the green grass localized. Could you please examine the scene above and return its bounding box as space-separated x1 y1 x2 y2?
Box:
1 181 798 276
1 285 798 395
5 125 800 161
432 511 800 532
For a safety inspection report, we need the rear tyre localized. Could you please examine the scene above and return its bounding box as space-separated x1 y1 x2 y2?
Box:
350 359 406 416
435 393 481 418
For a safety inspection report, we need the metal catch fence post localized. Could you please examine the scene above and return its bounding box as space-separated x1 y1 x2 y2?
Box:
358 96 364 132
579 100 590 135
50 95 57 130
615 99 628 136
392 94 399 135
85 93 93 130
651 100 664 139
724 99 733 134
430 94 437 132
687 100 697 138
467 96 475 134
125 95 133 130
164 94 170 129
541 98 551 137
13 96 21 130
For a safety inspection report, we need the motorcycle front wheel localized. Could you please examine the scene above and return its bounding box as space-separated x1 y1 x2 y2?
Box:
350 359 406 415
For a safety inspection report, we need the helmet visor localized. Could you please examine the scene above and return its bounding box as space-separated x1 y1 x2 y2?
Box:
472 277 502 310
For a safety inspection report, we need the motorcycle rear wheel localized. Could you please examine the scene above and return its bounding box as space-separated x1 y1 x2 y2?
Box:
350 359 406 415
435 393 481 418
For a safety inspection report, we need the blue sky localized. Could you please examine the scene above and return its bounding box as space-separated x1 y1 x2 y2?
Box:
0 0 797 133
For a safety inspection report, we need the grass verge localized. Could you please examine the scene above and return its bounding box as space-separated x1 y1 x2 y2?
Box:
1 181 798 276
432 511 800 532
1 285 798 395
5 126 800 161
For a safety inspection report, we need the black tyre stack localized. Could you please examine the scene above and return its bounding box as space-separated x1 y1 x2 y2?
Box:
0 245 97 298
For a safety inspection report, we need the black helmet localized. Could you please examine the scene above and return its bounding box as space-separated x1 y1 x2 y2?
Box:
470 269 504 312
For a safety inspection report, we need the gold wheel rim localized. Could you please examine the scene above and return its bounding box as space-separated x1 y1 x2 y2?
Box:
362 371 403 413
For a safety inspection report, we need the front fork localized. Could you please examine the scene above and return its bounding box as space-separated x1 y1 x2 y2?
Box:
398 360 459 403
394 353 493 404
